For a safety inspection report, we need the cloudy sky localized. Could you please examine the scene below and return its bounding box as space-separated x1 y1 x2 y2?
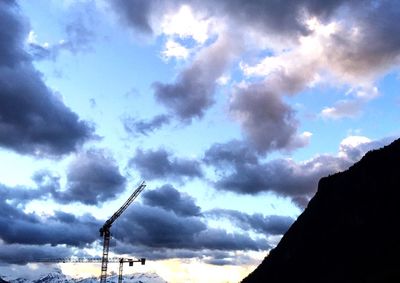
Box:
1 0 399 282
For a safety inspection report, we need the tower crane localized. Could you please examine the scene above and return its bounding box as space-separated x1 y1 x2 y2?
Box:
99 181 146 283
118 258 146 283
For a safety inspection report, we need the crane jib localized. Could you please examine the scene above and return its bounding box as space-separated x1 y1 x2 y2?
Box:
107 182 146 226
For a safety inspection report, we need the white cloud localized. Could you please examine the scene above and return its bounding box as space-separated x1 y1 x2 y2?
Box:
237 14 388 126
216 74 230 85
238 19 338 99
162 39 190 60
240 18 337 79
338 135 372 158
161 5 214 44
320 99 362 120
340 136 371 148
354 85 379 99
27 30 37 44
320 85 380 120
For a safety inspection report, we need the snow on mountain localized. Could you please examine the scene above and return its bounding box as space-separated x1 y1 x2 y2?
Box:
32 271 70 283
76 272 167 283
2 276 30 283
4 269 70 283
1 270 167 283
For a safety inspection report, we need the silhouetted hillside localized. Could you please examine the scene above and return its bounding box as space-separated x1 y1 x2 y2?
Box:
242 138 400 283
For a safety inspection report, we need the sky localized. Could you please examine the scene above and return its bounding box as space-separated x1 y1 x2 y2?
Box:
0 0 400 282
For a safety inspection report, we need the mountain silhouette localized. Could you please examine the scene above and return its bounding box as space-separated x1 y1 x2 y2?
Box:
242 138 400 283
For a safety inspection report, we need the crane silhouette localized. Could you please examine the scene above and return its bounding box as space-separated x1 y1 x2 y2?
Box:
99 181 146 282
117 258 146 283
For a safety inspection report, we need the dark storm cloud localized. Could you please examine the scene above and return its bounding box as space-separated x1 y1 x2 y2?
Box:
0 0 27 66
113 204 268 252
0 66 95 156
114 244 257 266
112 188 268 253
47 149 126 205
0 184 46 204
114 204 206 249
0 1 94 156
204 143 334 201
326 1 400 79
0 244 72 265
215 0 370 38
204 137 394 206
204 253 255 266
207 209 294 236
130 148 203 181
142 184 201 216
153 32 242 121
109 0 353 37
63 150 126 205
229 84 306 154
194 229 269 251
210 0 311 36
203 139 258 168
110 0 169 34
2 149 126 206
0 192 100 246
123 114 171 136
0 180 270 265
213 155 345 201
114 244 203 261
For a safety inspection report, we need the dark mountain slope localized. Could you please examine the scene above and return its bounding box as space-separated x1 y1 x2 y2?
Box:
242 138 400 283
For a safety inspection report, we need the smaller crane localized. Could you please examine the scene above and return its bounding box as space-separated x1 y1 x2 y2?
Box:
99 181 146 282
118 258 146 283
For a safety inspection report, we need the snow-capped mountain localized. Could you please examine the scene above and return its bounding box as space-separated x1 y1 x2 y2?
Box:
1 270 167 283
1 270 68 283
76 272 166 283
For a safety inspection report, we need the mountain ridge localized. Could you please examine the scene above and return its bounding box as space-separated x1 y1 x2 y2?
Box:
242 138 400 282
0 269 166 283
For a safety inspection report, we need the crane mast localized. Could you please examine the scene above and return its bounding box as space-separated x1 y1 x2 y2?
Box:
99 181 146 283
